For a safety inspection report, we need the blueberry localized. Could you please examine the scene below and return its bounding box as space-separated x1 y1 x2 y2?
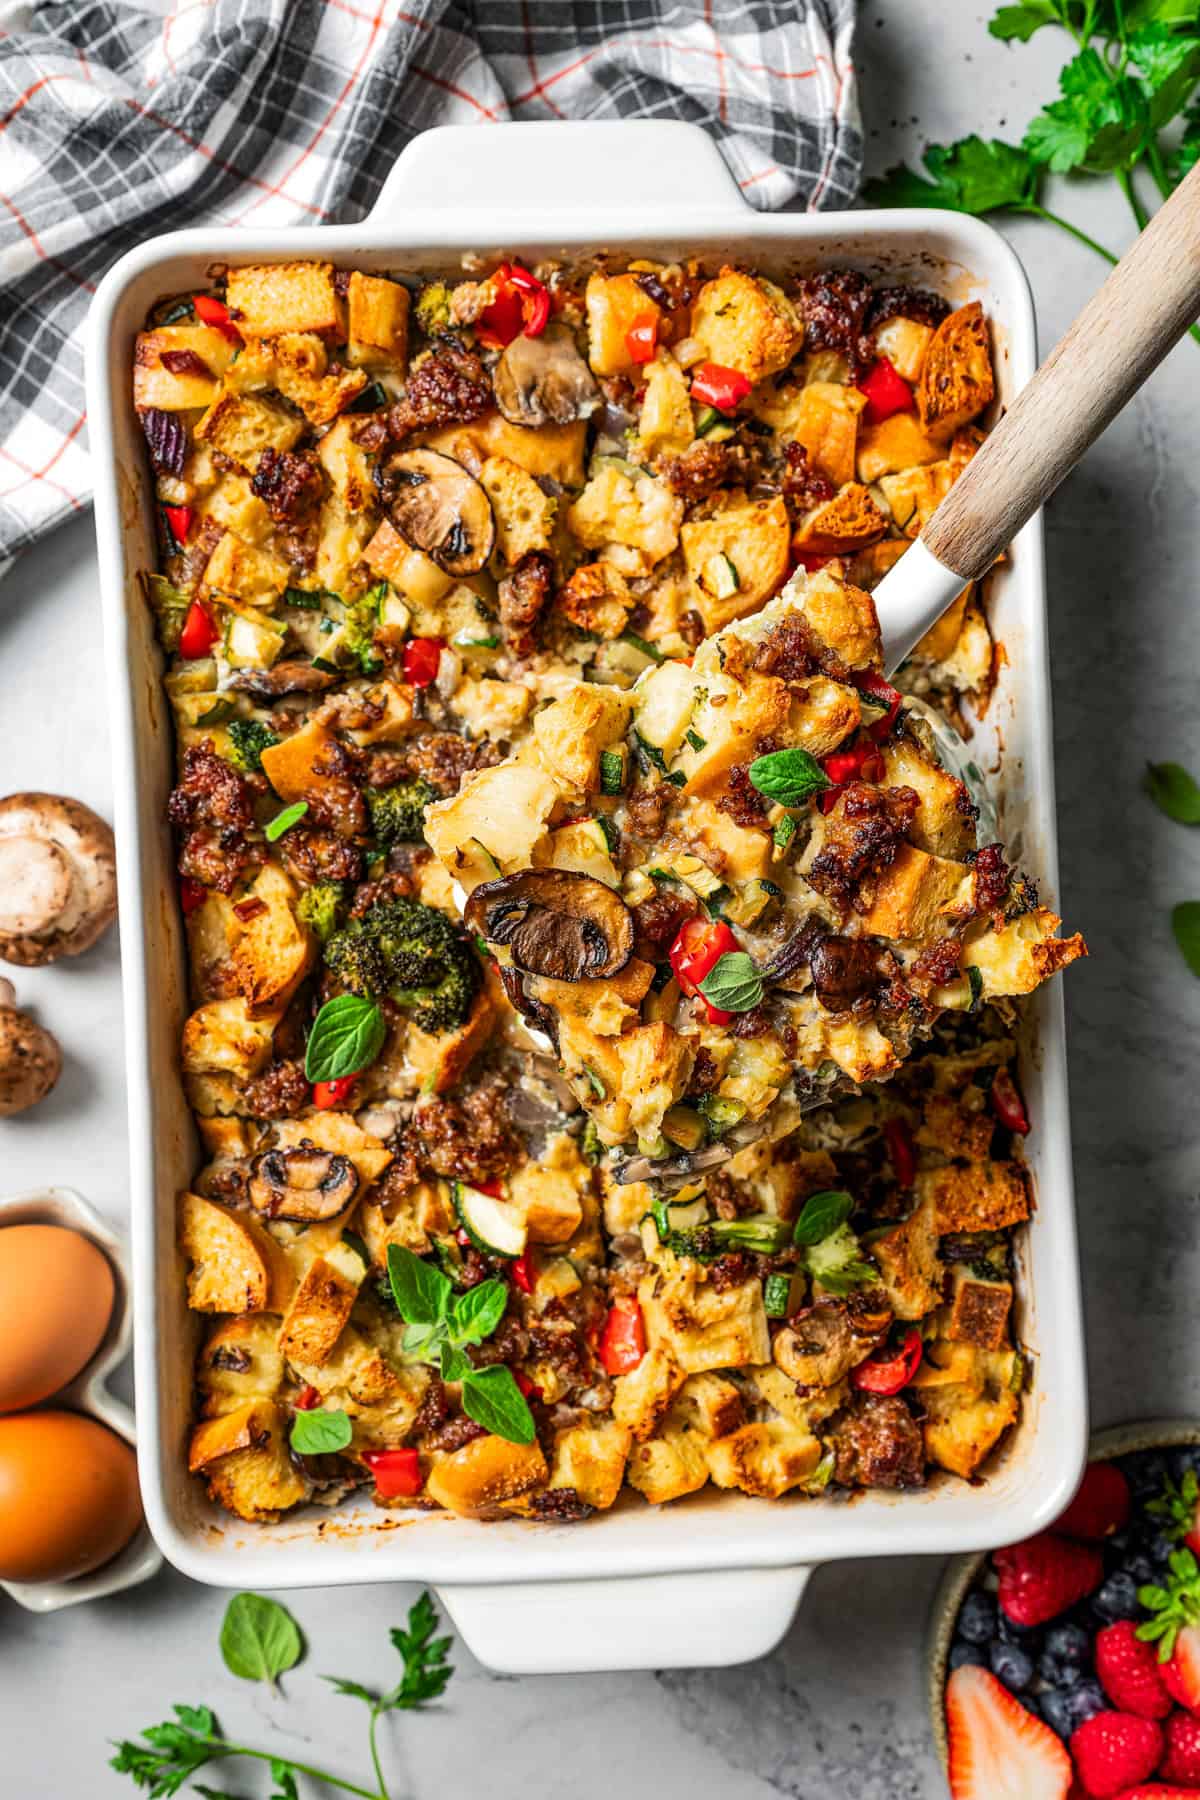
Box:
1092 1570 1141 1622
1045 1621 1092 1668
1038 1689 1075 1740
1123 1451 1169 1499
1169 1444 1200 1479
1108 1526 1133 1557
1124 1551 1156 1586
997 1612 1042 1652
1067 1680 1108 1729
1145 1529 1179 1566
989 1640 1035 1692
958 1590 998 1646
949 1642 988 1671
1037 1650 1083 1689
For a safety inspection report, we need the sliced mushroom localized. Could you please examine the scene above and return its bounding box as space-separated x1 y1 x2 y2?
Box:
0 978 62 1115
247 1142 359 1222
230 661 338 699
773 1295 892 1387
374 447 495 577
498 963 559 1051
465 869 633 983
492 323 601 429
810 935 880 1012
0 794 117 966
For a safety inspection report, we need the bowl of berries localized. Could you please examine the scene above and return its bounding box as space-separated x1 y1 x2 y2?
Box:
931 1421 1200 1798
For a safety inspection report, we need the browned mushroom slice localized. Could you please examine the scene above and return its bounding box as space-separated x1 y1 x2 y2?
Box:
0 978 62 1115
375 447 495 577
247 1143 359 1222
0 793 117 967
773 1294 891 1387
492 323 601 429
809 935 881 1012
230 661 338 699
465 870 634 982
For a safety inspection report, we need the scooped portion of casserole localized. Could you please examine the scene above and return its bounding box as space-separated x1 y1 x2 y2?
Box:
134 255 1083 1524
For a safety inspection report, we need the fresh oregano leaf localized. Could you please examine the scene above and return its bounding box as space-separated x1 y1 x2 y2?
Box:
304 992 386 1082
1145 760 1200 824
387 1243 453 1325
793 1189 855 1247
697 951 764 1014
289 1408 353 1455
449 1278 507 1346
748 745 831 806
1172 901 1200 977
439 1343 473 1382
460 1366 536 1444
219 1593 303 1687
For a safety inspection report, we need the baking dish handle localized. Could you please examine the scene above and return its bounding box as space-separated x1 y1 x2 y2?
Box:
437 1563 812 1675
369 120 752 223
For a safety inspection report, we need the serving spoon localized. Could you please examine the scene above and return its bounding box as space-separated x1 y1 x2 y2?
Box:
877 154 1200 673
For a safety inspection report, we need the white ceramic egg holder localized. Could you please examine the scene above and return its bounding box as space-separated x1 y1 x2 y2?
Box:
0 1186 162 1611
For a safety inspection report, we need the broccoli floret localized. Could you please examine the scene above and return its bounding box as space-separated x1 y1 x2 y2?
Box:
802 1223 877 1296
340 586 386 675
296 881 347 944
652 1211 792 1260
414 281 453 336
226 718 280 774
324 896 478 1035
365 781 438 849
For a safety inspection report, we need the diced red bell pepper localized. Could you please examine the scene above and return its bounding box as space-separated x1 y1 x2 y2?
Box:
478 264 550 346
511 1251 535 1295
363 1447 423 1499
625 315 659 365
294 1385 321 1411
163 504 193 545
884 1117 917 1189
402 636 443 688
599 1301 646 1376
232 896 268 923
852 1328 923 1395
192 292 242 343
853 670 903 743
506 263 551 336
668 915 739 1024
312 1074 357 1110
817 739 885 813
856 356 915 426
691 361 752 414
791 547 833 573
178 598 218 660
991 1067 1031 1136
179 875 207 916
472 1177 504 1199
512 1368 543 1402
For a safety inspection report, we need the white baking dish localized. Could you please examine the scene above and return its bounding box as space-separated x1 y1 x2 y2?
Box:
86 120 1088 1674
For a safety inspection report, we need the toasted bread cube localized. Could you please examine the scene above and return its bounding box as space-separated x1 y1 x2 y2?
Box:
363 518 454 603
401 986 495 1098
673 1371 746 1440
612 1023 698 1146
226 260 345 339
965 908 1088 998
556 559 634 640
278 1240 364 1366
197 1313 286 1415
689 267 804 384
918 1160 1031 1234
533 681 632 795
856 411 945 483
181 998 279 1078
425 1434 548 1517
879 735 977 858
133 324 238 410
612 1346 684 1441
781 381 867 487
626 1428 710 1504
195 389 306 470
857 842 975 940
585 272 665 377
794 481 889 554
878 459 955 537
268 332 366 425
201 474 274 546
787 675 864 758
641 1265 770 1375
871 1192 943 1321
201 531 291 608
314 500 376 596
925 1389 1018 1480
846 536 909 591
189 1399 310 1519
479 454 556 564
259 717 347 809
528 959 656 1040
684 797 773 887
317 415 377 512
751 1365 850 1431
346 271 409 371
677 671 794 796
567 463 684 566
228 863 314 1016
179 1191 294 1314
681 494 791 633
507 1159 585 1246
915 1341 1021 1479
873 315 935 384
917 302 995 439
424 760 559 879
423 413 588 488
915 1093 996 1163
795 568 880 671
706 1418 823 1498
637 352 694 459
914 588 971 665
549 1419 632 1511
947 1267 1013 1351
269 1111 392 1196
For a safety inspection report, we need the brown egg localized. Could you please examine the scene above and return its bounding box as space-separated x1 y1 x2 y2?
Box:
0 1224 115 1411
0 1411 143 1582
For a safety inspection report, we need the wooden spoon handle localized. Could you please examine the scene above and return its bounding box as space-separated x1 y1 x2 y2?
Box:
922 158 1200 583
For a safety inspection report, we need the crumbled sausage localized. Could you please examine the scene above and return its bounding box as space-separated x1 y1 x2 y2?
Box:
794 269 876 378
911 935 962 986
387 339 492 439
717 762 772 828
308 737 367 837
386 729 502 797
687 1045 722 1096
782 441 835 512
731 1002 773 1040
707 1172 756 1220
499 550 554 657
971 842 1011 913
412 1080 524 1185
240 1058 310 1119
866 285 951 334
806 781 918 912
250 448 324 524
625 781 674 843
828 1393 926 1489
168 741 261 894
661 439 734 504
527 1487 594 1522
631 888 696 953
753 611 847 683
423 1414 488 1454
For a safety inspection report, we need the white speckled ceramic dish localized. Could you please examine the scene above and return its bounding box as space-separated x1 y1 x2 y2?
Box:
0 1187 162 1612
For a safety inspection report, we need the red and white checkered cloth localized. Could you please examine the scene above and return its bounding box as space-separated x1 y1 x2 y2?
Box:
0 0 860 579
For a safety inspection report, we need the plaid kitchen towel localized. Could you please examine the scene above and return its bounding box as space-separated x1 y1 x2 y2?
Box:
0 0 861 580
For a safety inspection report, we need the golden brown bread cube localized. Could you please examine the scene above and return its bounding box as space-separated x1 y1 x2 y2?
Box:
425 1434 548 1517
225 261 345 339
479 454 556 564
706 1418 823 1498
855 410 944 483
688 267 804 385
181 998 281 1079
195 389 307 471
780 380 866 487
947 1267 1014 1351
917 1160 1031 1233
133 324 238 410
346 271 410 371
870 1192 943 1321
856 842 974 941
227 863 314 1016
793 481 889 554
680 494 791 634
179 1191 295 1315
188 1399 310 1520
878 734 977 859
197 1313 286 1415
277 1240 365 1366
917 301 995 440
548 1420 632 1511
585 272 665 377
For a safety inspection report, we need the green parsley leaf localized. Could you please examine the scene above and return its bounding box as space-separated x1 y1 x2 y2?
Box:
698 950 764 1014
1145 760 1200 823
304 992 386 1083
748 745 831 806
1172 901 1200 977
219 1594 303 1688
387 1243 453 1325
289 1408 352 1455
1170 97 1200 181
460 1365 536 1444
385 1590 455 1709
1024 50 1149 172
793 1189 855 1246
864 135 1037 214
449 1278 507 1346
989 1 1062 43
1128 21 1200 128
264 800 308 843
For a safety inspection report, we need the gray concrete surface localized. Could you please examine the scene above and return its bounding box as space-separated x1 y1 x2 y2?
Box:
3 4 1199 1794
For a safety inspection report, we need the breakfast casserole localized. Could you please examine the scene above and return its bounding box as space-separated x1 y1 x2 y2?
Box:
134 253 1085 1523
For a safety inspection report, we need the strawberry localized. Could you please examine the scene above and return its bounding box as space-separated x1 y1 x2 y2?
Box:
1162 1713 1200 1785
1139 1552 1200 1712
1070 1712 1164 1799
1111 1789 1200 1797
994 1533 1105 1627
1057 1463 1133 1542
945 1665 1073 1799
1095 1623 1173 1720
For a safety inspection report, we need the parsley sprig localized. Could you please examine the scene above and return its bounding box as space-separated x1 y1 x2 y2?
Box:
110 1592 452 1800
866 2 1200 345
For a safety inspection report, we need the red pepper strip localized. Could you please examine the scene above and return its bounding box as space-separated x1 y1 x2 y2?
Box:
233 896 267 923
668 915 739 1025
312 1074 357 1110
512 1368 543 1402
402 636 443 688
192 292 242 343
884 1117 917 1189
476 265 524 349
163 504 193 545
179 876 207 916
853 670 903 743
852 1328 923 1395
511 1251 535 1295
691 361 752 413
364 1447 423 1499
598 1301 646 1376
991 1066 1031 1136
294 1385 320 1411
817 739 884 814
472 1177 504 1199
856 356 915 426
520 285 551 337
791 547 833 574
179 598 218 660
625 315 659 365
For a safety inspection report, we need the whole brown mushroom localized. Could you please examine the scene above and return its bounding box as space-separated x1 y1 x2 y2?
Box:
0 979 62 1115
0 793 117 966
